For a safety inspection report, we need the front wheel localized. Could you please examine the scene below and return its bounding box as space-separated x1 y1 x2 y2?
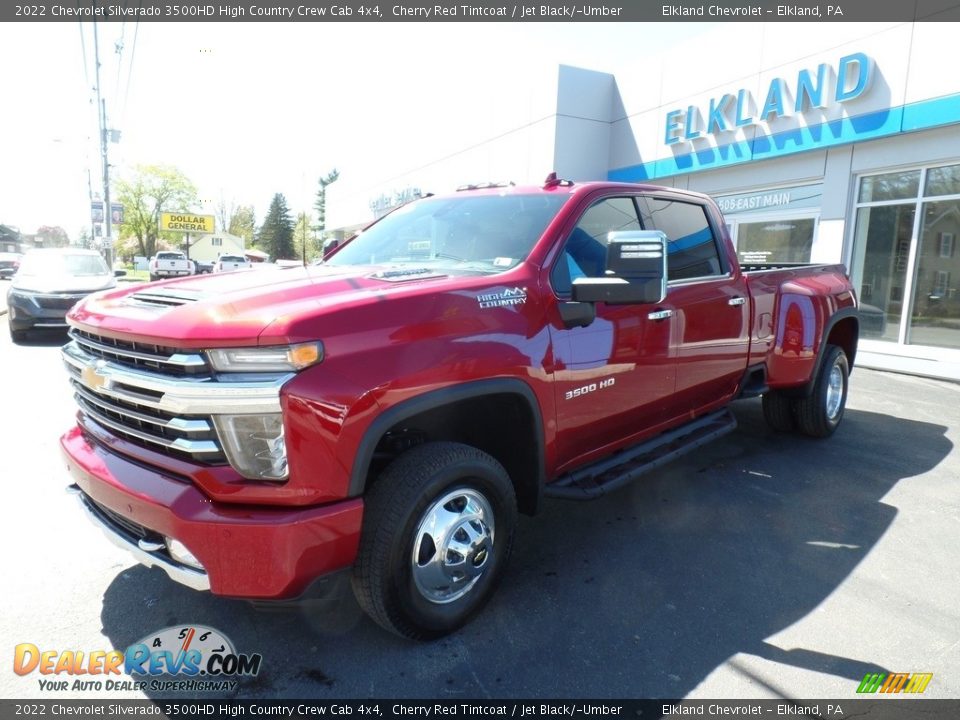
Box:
351 442 517 640
795 344 849 438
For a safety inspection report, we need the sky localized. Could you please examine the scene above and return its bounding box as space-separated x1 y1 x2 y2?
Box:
0 20 716 240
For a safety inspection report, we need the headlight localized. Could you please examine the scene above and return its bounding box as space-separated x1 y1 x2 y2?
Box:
206 342 323 373
213 413 288 481
8 289 39 306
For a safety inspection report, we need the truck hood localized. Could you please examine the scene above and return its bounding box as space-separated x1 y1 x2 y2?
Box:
68 264 462 347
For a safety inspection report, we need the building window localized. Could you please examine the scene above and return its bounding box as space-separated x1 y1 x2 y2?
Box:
852 163 960 351
940 232 955 259
716 184 822 266
734 217 817 265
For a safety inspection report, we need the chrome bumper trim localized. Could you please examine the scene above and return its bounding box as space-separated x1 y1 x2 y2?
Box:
68 485 211 592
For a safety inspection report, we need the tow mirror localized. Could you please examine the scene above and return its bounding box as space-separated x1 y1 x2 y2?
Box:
571 230 668 305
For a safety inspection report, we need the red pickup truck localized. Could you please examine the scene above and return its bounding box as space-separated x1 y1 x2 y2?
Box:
60 177 859 639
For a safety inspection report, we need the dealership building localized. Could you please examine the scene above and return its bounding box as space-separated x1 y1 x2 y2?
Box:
330 22 960 381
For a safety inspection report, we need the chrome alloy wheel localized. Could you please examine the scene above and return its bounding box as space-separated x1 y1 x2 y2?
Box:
411 488 495 604
825 359 845 420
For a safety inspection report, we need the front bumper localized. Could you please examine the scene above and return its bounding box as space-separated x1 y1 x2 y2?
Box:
7 290 85 330
152 269 192 277
61 425 364 599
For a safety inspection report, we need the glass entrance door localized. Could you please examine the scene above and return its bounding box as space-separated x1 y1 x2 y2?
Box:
852 164 960 352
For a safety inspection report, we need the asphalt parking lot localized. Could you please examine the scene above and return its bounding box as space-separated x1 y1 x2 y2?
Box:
1 321 958 701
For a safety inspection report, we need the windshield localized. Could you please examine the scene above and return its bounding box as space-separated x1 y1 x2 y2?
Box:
327 193 569 273
17 252 109 277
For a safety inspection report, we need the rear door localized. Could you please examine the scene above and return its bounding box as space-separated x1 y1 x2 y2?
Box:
638 195 750 413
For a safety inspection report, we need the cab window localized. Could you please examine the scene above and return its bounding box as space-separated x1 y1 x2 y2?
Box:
551 197 642 295
638 197 723 281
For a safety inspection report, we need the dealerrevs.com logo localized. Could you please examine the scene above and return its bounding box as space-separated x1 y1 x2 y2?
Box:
14 625 262 693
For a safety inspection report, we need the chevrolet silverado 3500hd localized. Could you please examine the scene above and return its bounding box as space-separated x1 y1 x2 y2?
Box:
60 177 859 639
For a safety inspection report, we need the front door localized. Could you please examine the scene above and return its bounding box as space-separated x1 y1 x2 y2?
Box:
547 195 680 472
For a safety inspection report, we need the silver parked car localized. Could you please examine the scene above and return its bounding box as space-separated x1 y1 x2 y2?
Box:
7 248 122 342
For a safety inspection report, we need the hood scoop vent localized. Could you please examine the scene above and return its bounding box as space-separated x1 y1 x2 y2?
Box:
129 288 206 308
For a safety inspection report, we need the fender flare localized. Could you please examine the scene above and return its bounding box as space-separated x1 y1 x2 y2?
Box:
348 378 546 499
796 306 860 397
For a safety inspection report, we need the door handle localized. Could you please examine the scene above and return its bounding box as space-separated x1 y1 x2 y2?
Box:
728 296 747 306
647 309 673 321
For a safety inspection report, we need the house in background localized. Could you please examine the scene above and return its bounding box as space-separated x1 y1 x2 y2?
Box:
188 231 246 263
1 224 23 253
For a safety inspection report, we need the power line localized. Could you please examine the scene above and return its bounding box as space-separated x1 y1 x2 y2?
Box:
120 15 141 126
114 16 127 100
76 5 90 91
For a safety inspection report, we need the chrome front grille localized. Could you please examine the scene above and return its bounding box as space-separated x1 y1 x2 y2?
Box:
65 363 224 463
69 328 209 377
62 336 291 468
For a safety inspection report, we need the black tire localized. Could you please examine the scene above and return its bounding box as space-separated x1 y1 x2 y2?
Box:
351 441 517 640
762 391 795 432
795 344 849 438
149 274 159 282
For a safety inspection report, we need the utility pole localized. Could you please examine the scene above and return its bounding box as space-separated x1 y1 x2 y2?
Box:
87 168 97 248
92 12 113 267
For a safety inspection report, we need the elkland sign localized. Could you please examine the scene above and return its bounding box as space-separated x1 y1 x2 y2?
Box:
664 52 873 146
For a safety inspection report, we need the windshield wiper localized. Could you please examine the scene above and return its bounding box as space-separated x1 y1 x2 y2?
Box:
432 252 466 262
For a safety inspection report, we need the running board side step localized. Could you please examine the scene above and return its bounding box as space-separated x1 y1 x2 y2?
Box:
545 409 737 500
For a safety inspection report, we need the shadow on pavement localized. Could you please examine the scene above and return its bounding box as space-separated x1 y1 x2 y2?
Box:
98 399 952 698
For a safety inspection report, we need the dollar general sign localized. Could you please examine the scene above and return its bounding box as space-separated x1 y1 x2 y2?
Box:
160 212 215 234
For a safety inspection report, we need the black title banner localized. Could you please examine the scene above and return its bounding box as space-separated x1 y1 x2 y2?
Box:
5 0 960 23
3 699 960 720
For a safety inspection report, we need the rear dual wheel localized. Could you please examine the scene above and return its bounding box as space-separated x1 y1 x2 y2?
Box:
795 345 849 438
762 344 849 438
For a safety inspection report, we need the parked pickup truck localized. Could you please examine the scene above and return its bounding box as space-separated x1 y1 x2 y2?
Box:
149 251 194 281
60 177 859 639
214 254 252 273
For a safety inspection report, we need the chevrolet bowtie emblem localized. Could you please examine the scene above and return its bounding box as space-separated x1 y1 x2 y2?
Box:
81 361 110 393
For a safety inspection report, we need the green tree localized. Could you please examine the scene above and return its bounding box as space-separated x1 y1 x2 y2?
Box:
36 225 70 248
115 165 198 258
257 194 295 260
228 205 256 247
293 212 315 263
313 169 340 234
